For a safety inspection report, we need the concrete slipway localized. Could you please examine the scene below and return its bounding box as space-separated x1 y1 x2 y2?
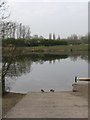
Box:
4 91 88 118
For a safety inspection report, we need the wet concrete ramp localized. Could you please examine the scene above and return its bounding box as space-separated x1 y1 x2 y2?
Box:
5 92 88 118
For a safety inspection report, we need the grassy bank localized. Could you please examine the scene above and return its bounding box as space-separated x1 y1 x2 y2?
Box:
2 44 88 56
28 44 88 52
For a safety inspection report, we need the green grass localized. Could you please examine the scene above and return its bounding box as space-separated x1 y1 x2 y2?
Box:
29 44 88 51
2 44 88 56
20 44 88 53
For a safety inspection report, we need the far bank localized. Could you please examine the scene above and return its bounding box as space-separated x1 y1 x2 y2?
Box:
2 44 88 56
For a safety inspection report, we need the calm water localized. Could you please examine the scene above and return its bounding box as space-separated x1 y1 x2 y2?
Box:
4 54 88 93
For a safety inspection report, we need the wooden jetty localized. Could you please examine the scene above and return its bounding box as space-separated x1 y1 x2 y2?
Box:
75 76 90 82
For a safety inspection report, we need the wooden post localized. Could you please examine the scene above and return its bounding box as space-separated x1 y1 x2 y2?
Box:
78 78 90 81
75 76 77 83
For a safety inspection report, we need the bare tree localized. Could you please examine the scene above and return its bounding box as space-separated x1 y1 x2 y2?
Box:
1 21 14 39
0 0 10 20
1 21 31 39
68 34 78 41
0 0 6 20
22 25 26 39
0 0 10 39
12 22 16 38
26 26 30 39
19 23 22 38
2 45 16 94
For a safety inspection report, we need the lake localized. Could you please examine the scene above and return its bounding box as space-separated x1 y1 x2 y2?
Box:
4 53 88 93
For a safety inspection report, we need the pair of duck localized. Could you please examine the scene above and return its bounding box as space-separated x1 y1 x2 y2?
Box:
41 89 54 92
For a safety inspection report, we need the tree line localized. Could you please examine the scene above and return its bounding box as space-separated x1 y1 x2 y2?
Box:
0 21 88 47
2 38 68 47
0 21 30 39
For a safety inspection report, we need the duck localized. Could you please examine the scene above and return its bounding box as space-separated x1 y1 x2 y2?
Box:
41 89 44 93
50 89 54 92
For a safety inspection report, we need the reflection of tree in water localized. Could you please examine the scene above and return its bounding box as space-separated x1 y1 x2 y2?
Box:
80 55 89 63
2 55 32 93
69 55 78 62
69 54 88 62
5 57 32 78
26 54 68 64
3 53 68 78
3 53 89 79
2 53 68 93
3 52 88 93
2 46 16 94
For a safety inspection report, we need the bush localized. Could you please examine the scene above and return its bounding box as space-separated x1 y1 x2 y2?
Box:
2 38 25 47
2 38 68 47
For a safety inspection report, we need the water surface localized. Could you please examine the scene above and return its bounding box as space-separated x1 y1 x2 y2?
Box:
4 54 88 93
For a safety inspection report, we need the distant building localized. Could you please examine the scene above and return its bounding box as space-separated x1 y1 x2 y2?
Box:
49 33 52 40
53 34 55 40
39 36 44 39
58 35 60 40
33 35 38 39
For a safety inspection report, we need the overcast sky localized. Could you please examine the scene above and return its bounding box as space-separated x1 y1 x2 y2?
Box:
7 0 88 38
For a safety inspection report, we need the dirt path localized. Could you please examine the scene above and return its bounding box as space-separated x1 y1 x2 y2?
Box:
2 93 25 117
4 91 88 118
0 98 2 119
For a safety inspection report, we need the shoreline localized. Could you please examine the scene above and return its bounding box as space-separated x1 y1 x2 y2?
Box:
2 44 88 56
